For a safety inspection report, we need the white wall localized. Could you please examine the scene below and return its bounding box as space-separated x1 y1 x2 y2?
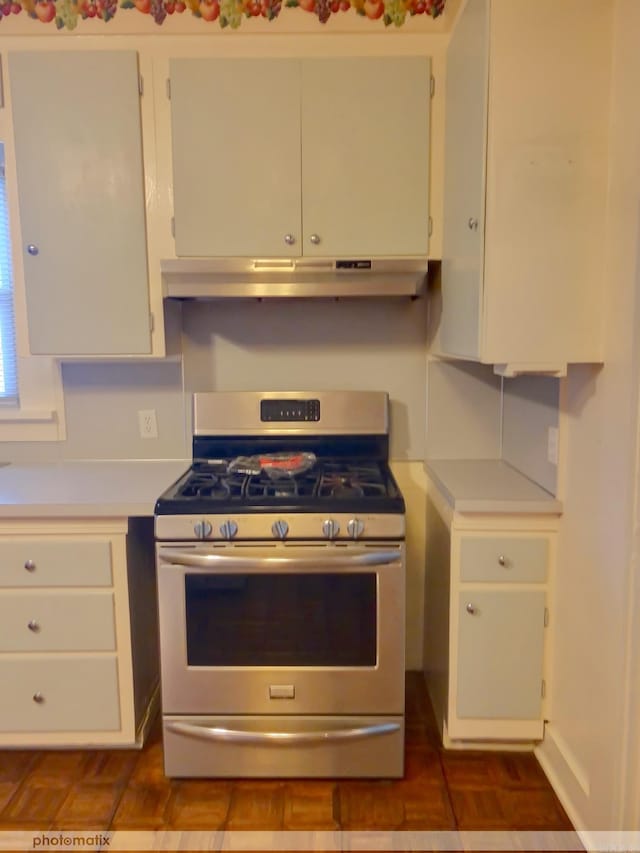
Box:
536 0 640 832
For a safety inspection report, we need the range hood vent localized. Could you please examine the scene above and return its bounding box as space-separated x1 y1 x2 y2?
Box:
161 257 427 300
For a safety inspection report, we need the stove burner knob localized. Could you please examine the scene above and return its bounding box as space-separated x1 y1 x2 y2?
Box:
272 520 289 540
347 518 365 540
194 520 213 539
322 518 340 540
219 520 238 540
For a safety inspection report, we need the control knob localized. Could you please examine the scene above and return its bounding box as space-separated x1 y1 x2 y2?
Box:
193 520 213 539
347 518 365 540
219 520 238 540
272 520 289 540
322 519 340 540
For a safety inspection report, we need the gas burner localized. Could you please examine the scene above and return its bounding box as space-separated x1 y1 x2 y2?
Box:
177 473 242 501
321 475 365 499
246 471 317 500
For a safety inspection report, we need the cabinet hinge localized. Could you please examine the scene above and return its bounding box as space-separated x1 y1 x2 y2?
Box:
541 679 546 699
430 75 435 98
171 216 175 238
149 313 155 334
138 74 144 97
544 607 549 627
428 216 433 237
166 78 171 100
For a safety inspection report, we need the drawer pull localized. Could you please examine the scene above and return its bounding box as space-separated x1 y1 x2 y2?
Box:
465 602 477 615
24 560 36 572
32 692 45 704
497 555 507 566
27 620 41 633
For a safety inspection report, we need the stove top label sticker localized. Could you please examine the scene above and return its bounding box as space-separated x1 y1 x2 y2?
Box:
260 399 321 422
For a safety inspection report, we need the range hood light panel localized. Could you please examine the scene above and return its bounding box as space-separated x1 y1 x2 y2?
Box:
160 257 428 300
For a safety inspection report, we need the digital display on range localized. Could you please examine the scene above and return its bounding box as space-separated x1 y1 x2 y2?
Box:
260 399 321 422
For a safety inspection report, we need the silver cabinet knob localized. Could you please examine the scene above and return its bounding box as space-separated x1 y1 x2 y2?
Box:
284 233 296 245
468 218 478 231
24 559 36 572
193 520 213 539
498 554 506 566
27 244 39 256
27 620 40 633
271 520 289 540
32 692 45 704
309 234 321 245
466 602 477 615
347 518 364 540
322 519 340 539
219 520 238 540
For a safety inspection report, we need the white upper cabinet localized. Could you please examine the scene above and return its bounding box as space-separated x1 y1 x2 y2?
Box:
170 59 302 259
169 56 431 259
8 50 152 357
438 0 611 374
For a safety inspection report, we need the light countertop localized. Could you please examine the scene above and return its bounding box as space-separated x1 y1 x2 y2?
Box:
426 458 563 514
0 460 190 518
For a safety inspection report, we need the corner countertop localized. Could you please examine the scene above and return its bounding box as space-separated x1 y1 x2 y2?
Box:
425 458 563 514
0 459 190 518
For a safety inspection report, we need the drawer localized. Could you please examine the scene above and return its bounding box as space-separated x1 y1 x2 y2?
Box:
0 656 121 732
0 540 112 587
459 536 548 583
0 592 116 652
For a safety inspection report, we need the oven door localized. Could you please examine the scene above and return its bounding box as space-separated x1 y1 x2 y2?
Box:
156 541 405 715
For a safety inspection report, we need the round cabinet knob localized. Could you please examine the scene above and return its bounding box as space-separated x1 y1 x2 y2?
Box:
193 520 213 539
322 519 340 540
284 233 296 246
24 559 36 572
309 234 321 245
466 602 477 615
497 554 507 567
347 518 365 540
271 520 289 540
467 217 479 231
219 520 238 541
27 244 39 256
32 692 45 704
27 620 41 633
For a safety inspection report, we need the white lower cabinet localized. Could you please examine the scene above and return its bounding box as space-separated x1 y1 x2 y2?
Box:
0 518 159 747
424 483 557 745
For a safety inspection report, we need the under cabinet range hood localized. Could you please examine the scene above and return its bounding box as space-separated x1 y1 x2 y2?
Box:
160 257 428 300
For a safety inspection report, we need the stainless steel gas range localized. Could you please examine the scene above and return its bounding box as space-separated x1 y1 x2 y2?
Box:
154 390 406 778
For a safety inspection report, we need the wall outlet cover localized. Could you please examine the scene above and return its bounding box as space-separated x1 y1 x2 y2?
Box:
138 409 158 439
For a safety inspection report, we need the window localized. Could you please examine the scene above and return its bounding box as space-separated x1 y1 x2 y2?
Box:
0 144 17 405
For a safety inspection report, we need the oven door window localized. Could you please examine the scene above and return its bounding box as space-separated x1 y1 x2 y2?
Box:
184 573 377 667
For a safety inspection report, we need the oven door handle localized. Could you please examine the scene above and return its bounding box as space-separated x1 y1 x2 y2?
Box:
157 549 401 570
166 720 400 745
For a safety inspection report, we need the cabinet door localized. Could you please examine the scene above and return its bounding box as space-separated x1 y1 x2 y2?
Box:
170 59 302 258
440 0 489 359
9 51 151 356
456 589 545 719
301 57 430 258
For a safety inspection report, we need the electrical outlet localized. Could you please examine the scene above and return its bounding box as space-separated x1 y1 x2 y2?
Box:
138 409 158 439
547 426 559 466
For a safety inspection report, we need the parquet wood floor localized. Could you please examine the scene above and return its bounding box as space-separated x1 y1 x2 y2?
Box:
0 674 574 835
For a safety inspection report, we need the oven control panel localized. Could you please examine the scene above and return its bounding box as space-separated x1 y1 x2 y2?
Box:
260 399 320 422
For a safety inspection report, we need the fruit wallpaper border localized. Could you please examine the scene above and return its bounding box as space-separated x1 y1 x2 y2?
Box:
0 0 445 28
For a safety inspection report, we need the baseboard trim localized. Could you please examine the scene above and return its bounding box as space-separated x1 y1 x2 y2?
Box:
536 723 590 831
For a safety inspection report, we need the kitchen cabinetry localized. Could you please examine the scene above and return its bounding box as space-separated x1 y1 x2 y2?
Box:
0 518 158 747
424 479 557 744
169 56 431 259
6 50 153 357
437 0 610 373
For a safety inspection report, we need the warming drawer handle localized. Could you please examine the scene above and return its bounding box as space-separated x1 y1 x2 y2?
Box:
166 720 400 745
157 550 401 571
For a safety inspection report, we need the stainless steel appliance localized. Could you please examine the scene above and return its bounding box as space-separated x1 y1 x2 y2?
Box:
154 391 406 778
